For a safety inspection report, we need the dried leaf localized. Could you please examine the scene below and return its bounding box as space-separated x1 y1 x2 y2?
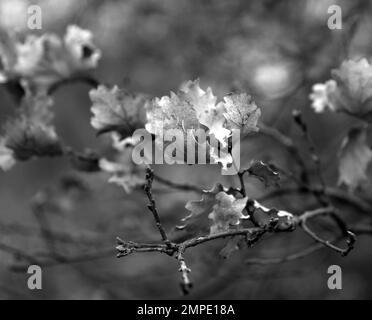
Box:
208 191 248 234
2 94 62 161
90 85 148 136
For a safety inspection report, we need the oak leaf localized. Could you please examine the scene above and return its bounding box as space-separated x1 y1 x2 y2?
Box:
90 85 148 136
338 126 372 190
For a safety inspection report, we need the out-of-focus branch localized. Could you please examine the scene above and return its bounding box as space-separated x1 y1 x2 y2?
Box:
176 244 192 294
47 75 99 95
258 123 308 183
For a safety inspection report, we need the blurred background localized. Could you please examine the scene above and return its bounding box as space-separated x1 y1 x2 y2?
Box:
1 0 372 299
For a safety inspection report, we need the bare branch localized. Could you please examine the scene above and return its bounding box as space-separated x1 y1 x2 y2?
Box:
144 168 171 246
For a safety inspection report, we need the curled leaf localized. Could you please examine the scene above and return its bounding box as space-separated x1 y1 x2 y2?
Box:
247 160 280 187
249 200 295 231
145 80 202 135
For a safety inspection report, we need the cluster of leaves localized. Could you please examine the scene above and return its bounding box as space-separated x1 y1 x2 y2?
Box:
0 25 101 92
174 159 286 238
310 58 372 190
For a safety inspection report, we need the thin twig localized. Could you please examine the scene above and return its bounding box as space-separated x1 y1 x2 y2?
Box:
297 207 356 256
257 186 372 215
144 168 171 246
258 123 308 183
177 244 192 295
153 173 203 193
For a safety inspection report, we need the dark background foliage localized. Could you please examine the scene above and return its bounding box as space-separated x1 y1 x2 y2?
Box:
0 0 371 299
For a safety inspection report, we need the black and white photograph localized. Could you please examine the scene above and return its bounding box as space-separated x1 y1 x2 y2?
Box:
0 0 372 303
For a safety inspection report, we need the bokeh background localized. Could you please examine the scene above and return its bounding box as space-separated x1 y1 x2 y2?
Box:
0 0 372 299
